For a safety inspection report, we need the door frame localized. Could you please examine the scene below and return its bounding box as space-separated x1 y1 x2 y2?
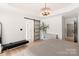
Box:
24 17 40 41
62 16 78 43
74 19 78 42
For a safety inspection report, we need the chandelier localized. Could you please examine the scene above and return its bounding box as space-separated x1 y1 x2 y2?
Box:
41 3 51 16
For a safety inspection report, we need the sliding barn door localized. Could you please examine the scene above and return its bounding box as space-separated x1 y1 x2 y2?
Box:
34 20 40 41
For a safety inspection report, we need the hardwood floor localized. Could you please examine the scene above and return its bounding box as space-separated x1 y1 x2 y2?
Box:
0 40 79 56
65 37 74 42
0 40 43 56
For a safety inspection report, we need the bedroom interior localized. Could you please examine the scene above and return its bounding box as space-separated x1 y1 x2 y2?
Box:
0 3 79 56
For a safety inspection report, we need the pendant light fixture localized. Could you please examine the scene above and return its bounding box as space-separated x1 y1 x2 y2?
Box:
41 3 51 16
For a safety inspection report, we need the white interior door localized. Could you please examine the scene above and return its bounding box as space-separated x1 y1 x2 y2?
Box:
26 20 34 43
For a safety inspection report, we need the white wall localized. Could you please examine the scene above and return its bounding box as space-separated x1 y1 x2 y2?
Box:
0 4 28 44
0 4 39 45
0 10 26 44
41 15 62 40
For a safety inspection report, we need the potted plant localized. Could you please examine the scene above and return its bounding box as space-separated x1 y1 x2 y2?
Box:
40 22 49 39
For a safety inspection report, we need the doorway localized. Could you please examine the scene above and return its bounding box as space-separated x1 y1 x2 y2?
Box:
62 16 78 43
25 17 40 43
26 19 34 43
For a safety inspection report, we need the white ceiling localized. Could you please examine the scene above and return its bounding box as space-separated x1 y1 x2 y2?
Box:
8 3 71 11
8 3 72 15
6 3 79 19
